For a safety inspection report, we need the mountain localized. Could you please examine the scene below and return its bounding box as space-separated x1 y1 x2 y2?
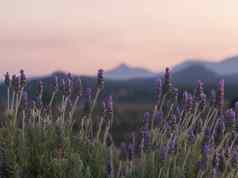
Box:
172 55 238 75
104 63 156 80
104 55 238 80
172 64 219 85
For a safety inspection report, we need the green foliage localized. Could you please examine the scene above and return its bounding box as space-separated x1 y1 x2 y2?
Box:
0 70 237 178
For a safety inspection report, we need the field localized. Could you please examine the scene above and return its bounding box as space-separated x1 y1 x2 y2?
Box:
0 68 237 178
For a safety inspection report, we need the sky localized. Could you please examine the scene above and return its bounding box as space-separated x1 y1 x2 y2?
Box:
1 0 238 76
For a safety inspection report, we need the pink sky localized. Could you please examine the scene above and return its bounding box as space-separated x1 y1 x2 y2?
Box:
1 0 238 76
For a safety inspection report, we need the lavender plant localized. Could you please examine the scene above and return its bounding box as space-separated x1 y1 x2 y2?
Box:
0 68 237 178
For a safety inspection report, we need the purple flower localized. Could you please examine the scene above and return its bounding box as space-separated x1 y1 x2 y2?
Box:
163 67 172 94
142 128 149 147
224 109 236 131
167 134 177 154
216 79 224 115
97 69 104 89
225 109 236 120
4 72 10 87
12 75 20 93
155 111 163 128
195 80 204 101
168 114 178 130
201 143 209 158
142 112 150 147
67 72 72 80
186 93 193 112
203 128 211 144
20 69 26 88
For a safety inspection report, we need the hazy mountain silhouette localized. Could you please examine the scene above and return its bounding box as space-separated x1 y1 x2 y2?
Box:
104 55 238 80
172 55 238 75
104 63 156 80
172 64 219 85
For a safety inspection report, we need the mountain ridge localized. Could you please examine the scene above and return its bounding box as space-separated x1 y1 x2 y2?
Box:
104 54 238 79
172 55 238 75
104 63 156 80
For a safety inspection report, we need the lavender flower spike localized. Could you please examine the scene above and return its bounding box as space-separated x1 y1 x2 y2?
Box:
195 80 204 101
216 79 224 115
167 134 177 154
186 93 193 112
20 69 26 89
155 111 163 128
4 72 10 87
224 108 236 131
201 143 209 158
12 75 20 93
97 69 104 89
163 67 172 94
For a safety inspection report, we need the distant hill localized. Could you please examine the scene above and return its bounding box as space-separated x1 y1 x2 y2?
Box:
104 63 156 80
103 55 238 79
172 55 238 75
173 64 219 85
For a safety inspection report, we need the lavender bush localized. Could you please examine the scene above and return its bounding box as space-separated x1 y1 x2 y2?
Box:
0 68 237 178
